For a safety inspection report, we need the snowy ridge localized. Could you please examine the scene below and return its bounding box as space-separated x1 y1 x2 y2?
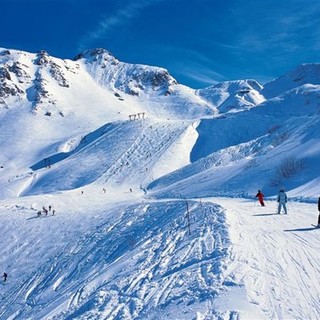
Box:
1 47 320 319
148 99 320 199
76 48 177 96
262 63 320 99
197 79 265 113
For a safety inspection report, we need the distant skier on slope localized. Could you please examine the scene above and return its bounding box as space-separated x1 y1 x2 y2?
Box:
42 206 48 216
255 190 265 206
3 272 7 282
277 188 288 214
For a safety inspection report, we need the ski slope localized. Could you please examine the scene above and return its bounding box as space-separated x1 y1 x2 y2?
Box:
220 198 320 320
1 193 320 319
1 48 320 319
0 191 230 319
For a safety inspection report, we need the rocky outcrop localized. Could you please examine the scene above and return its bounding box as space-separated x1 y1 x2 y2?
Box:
8 62 31 83
74 48 118 65
76 48 177 97
34 51 69 88
0 65 24 105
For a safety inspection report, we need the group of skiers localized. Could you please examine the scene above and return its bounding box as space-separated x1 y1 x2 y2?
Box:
256 189 320 226
256 189 288 214
37 205 55 217
3 205 57 284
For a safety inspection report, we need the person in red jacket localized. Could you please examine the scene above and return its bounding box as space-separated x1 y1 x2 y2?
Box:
256 190 265 206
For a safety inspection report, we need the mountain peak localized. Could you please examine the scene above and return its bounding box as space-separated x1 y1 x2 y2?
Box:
262 63 320 98
197 78 265 113
73 48 117 63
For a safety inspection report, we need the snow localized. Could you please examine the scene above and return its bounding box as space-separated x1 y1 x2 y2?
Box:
197 79 265 113
2 194 320 319
150 121 200 181
262 63 320 99
220 198 320 319
1 47 320 319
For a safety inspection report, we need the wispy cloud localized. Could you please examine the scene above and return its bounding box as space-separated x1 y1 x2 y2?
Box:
179 62 226 86
231 0 320 55
77 0 165 52
157 47 227 87
179 66 223 87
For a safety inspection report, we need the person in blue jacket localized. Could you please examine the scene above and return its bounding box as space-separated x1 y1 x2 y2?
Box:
277 188 288 214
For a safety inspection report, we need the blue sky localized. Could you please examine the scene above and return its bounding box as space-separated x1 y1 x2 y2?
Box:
1 0 320 88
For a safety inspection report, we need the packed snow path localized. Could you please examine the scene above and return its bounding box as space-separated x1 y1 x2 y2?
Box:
218 197 320 320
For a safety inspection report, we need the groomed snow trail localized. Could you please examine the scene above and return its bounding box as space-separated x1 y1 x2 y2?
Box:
217 197 320 320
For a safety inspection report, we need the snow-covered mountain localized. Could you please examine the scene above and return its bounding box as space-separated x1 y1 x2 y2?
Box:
197 79 265 113
262 63 320 98
1 47 320 319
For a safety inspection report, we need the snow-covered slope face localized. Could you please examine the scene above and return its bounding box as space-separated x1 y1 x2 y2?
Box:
262 63 320 99
197 79 265 113
75 48 177 96
0 48 144 120
148 84 320 199
76 48 216 120
0 48 215 192
0 47 215 123
1 47 320 199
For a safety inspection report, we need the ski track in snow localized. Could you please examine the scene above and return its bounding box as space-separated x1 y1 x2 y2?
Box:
15 119 190 197
0 198 232 320
2 196 320 319
218 197 320 320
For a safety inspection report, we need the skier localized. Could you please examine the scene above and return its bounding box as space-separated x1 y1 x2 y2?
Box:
42 206 48 216
277 188 288 214
317 196 320 227
255 190 265 206
3 272 7 282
